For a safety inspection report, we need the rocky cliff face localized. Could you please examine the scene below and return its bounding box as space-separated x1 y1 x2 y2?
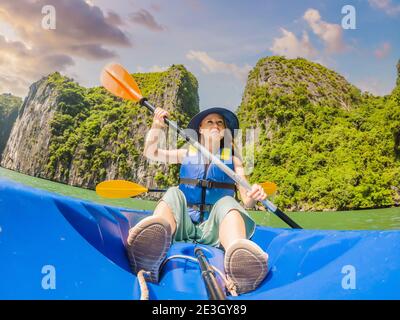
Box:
239 56 360 122
1 81 59 173
1 66 199 194
0 93 22 161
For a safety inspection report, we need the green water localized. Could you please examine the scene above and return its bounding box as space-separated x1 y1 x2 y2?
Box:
1 166 399 230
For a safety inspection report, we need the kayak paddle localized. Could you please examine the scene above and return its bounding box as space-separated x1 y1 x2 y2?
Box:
100 63 302 229
96 180 166 199
96 179 277 199
260 181 277 196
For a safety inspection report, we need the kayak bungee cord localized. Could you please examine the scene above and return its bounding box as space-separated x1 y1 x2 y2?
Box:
137 270 151 300
159 253 238 297
100 63 302 229
137 253 237 300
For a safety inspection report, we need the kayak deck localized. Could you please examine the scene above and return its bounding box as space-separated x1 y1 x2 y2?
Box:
0 178 399 299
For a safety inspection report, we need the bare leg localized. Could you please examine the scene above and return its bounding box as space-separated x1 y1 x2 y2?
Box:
219 209 246 250
153 200 177 235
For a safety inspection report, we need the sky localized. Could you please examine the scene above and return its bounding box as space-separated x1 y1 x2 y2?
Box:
0 0 399 111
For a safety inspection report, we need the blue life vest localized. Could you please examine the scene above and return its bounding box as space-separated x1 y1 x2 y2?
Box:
179 147 236 208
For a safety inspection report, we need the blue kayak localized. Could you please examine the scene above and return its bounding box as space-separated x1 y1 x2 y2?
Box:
0 178 399 300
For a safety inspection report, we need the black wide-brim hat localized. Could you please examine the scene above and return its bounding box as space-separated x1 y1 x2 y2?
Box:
187 107 239 137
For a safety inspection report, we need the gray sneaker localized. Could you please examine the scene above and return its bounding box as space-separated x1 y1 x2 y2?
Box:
126 215 172 283
224 239 268 294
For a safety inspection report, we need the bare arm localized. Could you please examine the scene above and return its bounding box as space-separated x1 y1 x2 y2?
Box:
233 156 267 208
143 108 187 164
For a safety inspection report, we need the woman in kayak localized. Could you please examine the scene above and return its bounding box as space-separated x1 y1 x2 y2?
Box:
126 107 268 294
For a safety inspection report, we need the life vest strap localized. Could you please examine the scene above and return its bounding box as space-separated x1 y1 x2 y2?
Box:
179 178 236 190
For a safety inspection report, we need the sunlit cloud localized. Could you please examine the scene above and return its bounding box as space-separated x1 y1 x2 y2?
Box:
186 50 251 82
303 8 346 53
0 35 74 95
270 28 318 59
0 0 131 96
270 8 346 62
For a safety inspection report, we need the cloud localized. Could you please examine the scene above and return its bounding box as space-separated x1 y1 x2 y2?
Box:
68 44 117 59
269 28 318 59
374 42 391 59
270 9 346 61
150 4 161 12
0 0 131 53
106 10 125 27
186 50 251 82
129 9 165 31
0 35 74 95
0 0 131 96
136 65 168 73
368 0 400 16
303 9 345 53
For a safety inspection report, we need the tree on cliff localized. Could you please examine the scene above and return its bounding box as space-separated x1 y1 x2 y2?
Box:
0 94 22 160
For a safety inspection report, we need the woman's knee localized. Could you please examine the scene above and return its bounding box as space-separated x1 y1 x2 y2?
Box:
159 187 187 219
213 195 238 210
164 186 185 201
220 209 245 226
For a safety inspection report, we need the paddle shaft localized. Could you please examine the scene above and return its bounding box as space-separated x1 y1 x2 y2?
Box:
140 98 302 229
127 188 166 199
147 189 167 192
194 248 226 300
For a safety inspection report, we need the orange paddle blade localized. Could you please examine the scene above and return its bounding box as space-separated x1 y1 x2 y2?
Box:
260 181 278 195
96 180 148 199
100 63 143 101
